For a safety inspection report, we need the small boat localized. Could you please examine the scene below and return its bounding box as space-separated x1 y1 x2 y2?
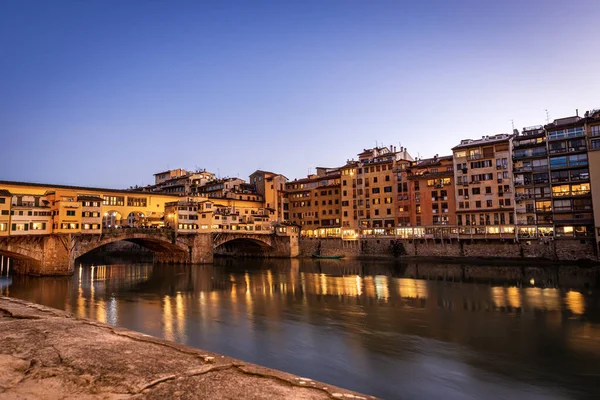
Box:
312 254 344 259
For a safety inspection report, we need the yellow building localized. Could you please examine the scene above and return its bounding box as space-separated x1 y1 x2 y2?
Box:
9 193 52 235
79 195 103 234
165 200 199 233
250 170 287 223
0 190 12 236
47 190 82 234
0 181 179 230
165 197 274 234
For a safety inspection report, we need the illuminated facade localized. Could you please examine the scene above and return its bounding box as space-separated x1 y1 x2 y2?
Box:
355 146 413 235
512 126 552 239
165 198 275 234
9 193 52 236
545 116 594 239
285 168 342 238
0 190 10 236
407 155 457 234
250 170 288 223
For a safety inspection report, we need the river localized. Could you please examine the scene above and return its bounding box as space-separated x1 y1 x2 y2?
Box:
2 258 600 399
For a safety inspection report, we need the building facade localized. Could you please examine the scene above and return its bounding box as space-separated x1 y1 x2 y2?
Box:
586 110 600 249
545 116 594 239
285 169 341 238
453 134 516 238
512 125 552 239
406 155 457 237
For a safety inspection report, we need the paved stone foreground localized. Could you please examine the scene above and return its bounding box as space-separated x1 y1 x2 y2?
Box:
0 296 375 400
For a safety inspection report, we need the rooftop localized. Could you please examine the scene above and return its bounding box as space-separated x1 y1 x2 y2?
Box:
452 134 512 150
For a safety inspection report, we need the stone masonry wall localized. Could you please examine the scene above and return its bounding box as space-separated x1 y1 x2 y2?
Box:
299 237 599 262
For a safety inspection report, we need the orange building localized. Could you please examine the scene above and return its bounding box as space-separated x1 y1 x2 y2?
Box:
406 155 456 234
353 146 413 235
285 168 341 238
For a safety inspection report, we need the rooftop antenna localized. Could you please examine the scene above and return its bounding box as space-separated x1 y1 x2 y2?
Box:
545 109 550 124
511 119 515 131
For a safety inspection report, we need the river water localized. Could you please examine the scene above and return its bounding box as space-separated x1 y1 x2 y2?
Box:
2 258 600 399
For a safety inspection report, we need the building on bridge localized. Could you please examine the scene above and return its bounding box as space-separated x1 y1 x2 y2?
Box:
0 190 11 236
165 198 276 235
8 192 52 235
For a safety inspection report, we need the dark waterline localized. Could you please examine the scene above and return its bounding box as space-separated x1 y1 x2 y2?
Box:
3 259 600 399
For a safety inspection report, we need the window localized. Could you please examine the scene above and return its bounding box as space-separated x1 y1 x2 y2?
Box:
486 200 493 207
127 197 147 207
550 156 568 169
569 153 588 167
472 188 480 195
0 198 4 204
485 186 491 194
66 210 76 216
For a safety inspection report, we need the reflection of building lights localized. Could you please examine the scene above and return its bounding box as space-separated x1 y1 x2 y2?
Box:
163 295 174 341
491 287 507 308
507 287 521 308
529 278 535 285
374 275 389 301
565 291 585 315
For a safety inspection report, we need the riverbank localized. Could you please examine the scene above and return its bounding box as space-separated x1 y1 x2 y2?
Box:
0 296 372 399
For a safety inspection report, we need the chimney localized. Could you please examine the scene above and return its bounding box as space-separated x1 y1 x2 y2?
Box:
576 109 579 117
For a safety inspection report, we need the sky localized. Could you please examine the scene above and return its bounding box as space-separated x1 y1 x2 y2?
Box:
1 0 599 189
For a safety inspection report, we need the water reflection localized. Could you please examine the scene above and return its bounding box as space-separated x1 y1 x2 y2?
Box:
3 259 600 399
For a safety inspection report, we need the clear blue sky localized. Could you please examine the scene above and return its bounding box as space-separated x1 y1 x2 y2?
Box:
1 0 599 188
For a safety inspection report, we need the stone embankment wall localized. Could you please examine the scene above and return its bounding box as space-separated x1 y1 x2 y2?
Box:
300 237 599 262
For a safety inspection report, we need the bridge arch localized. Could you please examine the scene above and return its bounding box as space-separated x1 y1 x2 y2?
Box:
72 232 190 264
213 233 276 257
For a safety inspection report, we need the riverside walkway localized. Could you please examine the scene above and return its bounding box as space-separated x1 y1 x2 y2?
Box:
0 296 372 399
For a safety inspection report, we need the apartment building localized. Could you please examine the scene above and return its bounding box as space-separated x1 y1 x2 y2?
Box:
406 155 456 237
545 115 594 239
354 146 413 235
153 168 188 186
249 170 287 223
194 177 262 201
9 193 52 235
512 126 552 239
340 161 359 239
453 134 515 238
0 190 10 236
586 109 600 249
285 169 341 238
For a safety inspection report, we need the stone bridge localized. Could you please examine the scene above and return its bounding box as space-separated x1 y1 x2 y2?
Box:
0 229 298 276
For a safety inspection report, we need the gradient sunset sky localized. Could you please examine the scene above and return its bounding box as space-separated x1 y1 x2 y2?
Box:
2 0 599 188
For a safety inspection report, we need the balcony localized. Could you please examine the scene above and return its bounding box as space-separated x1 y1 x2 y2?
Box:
513 166 532 173
515 193 534 201
468 154 483 161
